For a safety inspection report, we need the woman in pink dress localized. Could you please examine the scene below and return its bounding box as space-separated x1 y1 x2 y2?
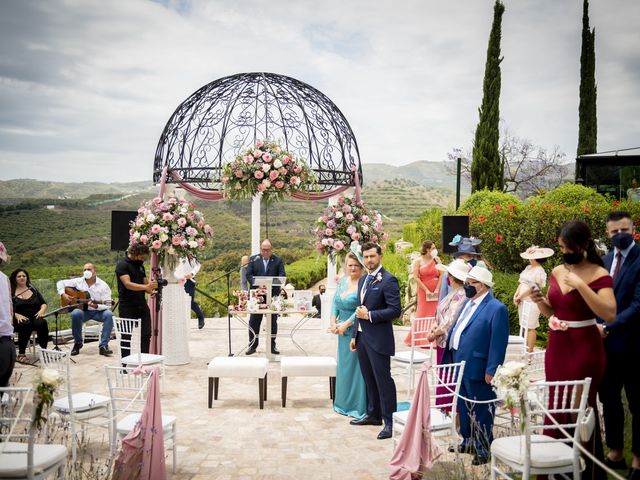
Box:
532 220 616 480
405 241 441 347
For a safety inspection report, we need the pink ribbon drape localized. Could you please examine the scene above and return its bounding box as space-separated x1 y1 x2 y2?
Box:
389 362 443 480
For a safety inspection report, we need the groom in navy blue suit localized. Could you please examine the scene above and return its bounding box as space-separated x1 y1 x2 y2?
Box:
350 242 401 440
598 211 640 478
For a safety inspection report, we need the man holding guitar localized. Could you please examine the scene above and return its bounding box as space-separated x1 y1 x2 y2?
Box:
56 263 114 357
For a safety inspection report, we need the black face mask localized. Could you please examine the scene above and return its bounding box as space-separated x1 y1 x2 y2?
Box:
611 232 634 250
463 284 477 298
562 252 583 265
468 259 478 267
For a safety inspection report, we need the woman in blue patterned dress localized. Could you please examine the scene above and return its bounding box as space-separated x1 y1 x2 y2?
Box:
330 251 367 419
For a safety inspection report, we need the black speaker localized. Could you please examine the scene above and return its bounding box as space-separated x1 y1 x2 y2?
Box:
442 216 470 254
111 211 138 251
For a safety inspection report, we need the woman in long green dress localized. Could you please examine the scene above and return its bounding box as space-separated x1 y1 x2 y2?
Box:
330 251 367 419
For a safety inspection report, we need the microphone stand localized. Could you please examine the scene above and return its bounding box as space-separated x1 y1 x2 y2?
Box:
205 267 236 356
43 303 84 363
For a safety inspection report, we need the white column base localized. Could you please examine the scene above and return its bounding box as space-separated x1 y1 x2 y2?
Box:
161 284 191 365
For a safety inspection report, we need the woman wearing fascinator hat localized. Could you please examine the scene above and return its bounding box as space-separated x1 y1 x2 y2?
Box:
329 241 368 420
513 245 554 353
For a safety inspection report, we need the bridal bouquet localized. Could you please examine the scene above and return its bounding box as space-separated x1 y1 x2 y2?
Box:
492 361 529 431
33 368 64 429
314 195 387 259
129 196 213 266
221 139 316 202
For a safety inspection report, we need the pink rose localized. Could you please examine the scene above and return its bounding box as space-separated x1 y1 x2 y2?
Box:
257 183 266 192
253 149 263 158
255 139 265 147
160 203 170 211
171 235 182 246
327 220 337 229
334 240 345 251
235 170 243 178
197 220 204 229
294 165 303 174
152 239 162 249
262 153 273 163
282 155 291 165
342 205 351 213
346 225 356 235
181 239 188 247
222 176 230 183
204 225 213 236
372 235 378 242
337 197 345 205
139 235 148 244
135 218 144 227
163 212 174 221
315 241 322 250
177 217 187 227
151 224 161 234
325 228 334 236
275 180 285 189
361 215 370 223
243 155 253 164
186 226 197 236
168 197 178 205
290 176 301 186
197 238 205 247
269 170 279 181
326 238 334 246
280 167 287 175
254 170 264 179
346 213 354 221
351 232 360 241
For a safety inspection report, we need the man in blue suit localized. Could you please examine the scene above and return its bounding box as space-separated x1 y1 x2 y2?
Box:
349 242 401 440
598 211 640 479
246 239 286 355
443 265 509 465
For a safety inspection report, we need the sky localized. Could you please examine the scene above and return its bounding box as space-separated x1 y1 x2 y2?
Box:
0 0 638 183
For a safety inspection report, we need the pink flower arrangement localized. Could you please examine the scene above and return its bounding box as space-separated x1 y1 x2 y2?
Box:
314 195 387 259
221 139 316 202
129 195 213 264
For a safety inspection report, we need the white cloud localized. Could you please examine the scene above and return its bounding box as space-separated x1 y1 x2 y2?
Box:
0 0 638 182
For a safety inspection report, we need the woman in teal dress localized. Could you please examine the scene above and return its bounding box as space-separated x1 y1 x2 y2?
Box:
330 251 367 419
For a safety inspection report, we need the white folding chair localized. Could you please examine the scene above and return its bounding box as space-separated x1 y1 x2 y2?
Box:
0 386 68 480
104 365 177 472
37 348 111 462
392 361 466 449
113 317 165 376
392 316 436 397
490 377 592 479
524 349 546 382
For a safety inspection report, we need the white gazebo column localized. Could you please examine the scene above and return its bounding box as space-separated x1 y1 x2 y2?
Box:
251 193 262 255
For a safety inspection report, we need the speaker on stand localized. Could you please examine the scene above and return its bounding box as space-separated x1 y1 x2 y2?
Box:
442 216 470 254
111 210 138 252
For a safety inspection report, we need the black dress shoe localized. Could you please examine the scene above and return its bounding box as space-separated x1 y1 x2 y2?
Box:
603 457 628 470
377 424 393 440
628 467 640 480
246 347 257 355
350 416 383 426
471 454 489 466
198 319 205 329
271 348 280 355
71 343 82 356
448 443 475 454
99 346 113 356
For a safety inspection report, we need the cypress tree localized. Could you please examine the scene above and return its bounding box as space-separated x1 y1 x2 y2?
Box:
471 0 505 192
577 0 597 156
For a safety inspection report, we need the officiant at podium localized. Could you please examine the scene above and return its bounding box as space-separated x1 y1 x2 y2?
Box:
246 239 286 355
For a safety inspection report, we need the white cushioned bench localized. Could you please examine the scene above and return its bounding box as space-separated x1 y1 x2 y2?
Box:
207 357 269 409
280 356 337 407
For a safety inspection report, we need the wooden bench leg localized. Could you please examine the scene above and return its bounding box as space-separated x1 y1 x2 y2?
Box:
208 378 213 408
258 377 264 409
264 373 268 402
281 376 288 407
330 376 336 401
214 377 219 400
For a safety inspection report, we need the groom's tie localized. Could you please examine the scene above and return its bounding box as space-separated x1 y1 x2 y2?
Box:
361 274 374 301
449 301 475 350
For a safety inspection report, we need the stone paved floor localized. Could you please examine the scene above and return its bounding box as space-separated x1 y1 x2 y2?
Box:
13 316 491 479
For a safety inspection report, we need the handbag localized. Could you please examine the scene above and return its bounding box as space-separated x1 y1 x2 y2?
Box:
578 406 596 442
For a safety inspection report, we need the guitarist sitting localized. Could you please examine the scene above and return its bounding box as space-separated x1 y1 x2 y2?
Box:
56 263 114 357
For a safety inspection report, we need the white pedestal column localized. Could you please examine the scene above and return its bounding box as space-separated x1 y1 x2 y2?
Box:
160 258 191 365
251 193 262 255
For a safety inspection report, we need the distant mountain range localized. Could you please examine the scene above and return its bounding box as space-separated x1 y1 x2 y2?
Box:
363 161 471 191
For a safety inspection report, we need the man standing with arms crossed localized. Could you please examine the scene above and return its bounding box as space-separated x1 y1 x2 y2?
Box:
350 242 401 440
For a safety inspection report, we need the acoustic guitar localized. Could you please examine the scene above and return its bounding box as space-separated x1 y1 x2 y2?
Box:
60 287 113 311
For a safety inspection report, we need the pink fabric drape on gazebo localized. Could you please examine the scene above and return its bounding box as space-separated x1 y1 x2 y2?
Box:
388 362 443 480
112 366 166 480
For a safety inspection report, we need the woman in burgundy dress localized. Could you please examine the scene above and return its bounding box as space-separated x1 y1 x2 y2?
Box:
532 220 616 480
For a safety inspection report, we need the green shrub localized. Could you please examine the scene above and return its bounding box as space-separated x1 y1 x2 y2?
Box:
491 271 520 334
533 182 610 208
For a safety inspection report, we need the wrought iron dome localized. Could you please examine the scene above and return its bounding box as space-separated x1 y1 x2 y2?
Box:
153 72 362 192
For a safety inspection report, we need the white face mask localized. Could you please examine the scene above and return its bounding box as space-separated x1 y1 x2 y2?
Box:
83 270 93 280
431 249 438 257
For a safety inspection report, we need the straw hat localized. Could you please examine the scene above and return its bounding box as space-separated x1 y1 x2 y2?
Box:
520 245 554 260
466 265 493 288
0 242 9 263
436 259 470 282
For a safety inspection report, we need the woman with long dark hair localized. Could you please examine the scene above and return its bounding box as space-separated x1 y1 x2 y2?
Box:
532 220 616 479
10 269 48 362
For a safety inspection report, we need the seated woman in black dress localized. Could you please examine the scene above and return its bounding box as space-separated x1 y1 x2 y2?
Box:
10 269 48 362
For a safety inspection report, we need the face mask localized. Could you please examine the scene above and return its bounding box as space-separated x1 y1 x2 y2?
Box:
431 249 438 257
562 252 583 265
463 284 477 298
468 259 478 267
611 232 634 250
83 270 93 280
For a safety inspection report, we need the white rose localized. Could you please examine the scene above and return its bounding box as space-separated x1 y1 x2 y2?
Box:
262 164 271 172
159 233 169 242
168 246 175 255
179 207 187 214
273 159 282 169
362 224 369 232
335 211 343 219
146 214 156 223
41 368 60 386
133 231 141 239
188 240 198 249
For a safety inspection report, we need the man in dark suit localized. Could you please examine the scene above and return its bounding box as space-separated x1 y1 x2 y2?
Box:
349 242 401 440
443 265 509 465
246 239 286 355
598 210 640 478
311 284 325 318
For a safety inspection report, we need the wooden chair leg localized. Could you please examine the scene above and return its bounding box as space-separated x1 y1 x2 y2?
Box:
208 378 213 408
330 376 336 401
264 373 268 401
258 377 264 409
282 376 288 407
214 377 219 400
